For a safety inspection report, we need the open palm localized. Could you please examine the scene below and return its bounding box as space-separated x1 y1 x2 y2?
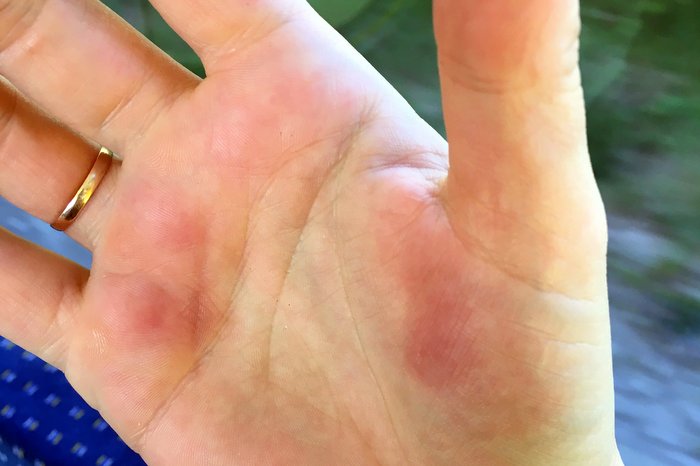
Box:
0 0 620 464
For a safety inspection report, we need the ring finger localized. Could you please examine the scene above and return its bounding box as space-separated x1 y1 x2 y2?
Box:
0 78 116 248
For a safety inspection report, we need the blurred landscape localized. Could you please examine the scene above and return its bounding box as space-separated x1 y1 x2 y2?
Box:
1 0 698 464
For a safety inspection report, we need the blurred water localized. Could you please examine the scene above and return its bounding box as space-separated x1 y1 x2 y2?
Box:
612 292 700 466
0 198 91 268
1 199 699 464
608 221 700 466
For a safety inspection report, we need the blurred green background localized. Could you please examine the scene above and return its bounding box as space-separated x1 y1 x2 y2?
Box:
106 0 700 332
13 1 692 464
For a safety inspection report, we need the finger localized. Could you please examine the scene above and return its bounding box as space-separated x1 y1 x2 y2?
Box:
0 79 116 249
435 0 606 299
146 0 310 71
0 0 197 152
0 228 87 368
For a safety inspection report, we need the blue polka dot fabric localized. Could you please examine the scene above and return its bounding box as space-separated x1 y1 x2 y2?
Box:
0 338 145 466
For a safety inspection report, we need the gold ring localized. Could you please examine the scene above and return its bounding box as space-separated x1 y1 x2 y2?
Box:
51 146 114 231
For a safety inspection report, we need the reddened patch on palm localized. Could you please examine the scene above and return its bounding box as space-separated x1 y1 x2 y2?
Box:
369 193 485 391
90 273 222 370
91 176 226 355
371 193 577 446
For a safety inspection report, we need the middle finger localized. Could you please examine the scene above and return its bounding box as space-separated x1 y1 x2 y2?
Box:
0 0 198 154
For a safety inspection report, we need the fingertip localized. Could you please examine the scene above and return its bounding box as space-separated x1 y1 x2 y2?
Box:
434 0 581 90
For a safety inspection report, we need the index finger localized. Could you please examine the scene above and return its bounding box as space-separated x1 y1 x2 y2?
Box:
145 0 310 73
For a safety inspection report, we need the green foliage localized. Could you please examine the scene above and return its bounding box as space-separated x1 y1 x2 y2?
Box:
307 0 372 27
103 0 204 76
582 1 700 176
612 248 700 332
340 0 444 132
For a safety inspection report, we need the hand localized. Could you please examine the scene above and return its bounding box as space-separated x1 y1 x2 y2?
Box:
0 0 620 464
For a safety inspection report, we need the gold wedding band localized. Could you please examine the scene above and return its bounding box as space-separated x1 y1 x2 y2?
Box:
51 146 114 232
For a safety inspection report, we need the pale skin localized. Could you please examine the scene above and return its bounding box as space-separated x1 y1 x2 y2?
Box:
0 0 624 464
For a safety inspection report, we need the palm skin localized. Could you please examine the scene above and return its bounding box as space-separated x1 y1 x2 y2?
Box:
0 0 620 465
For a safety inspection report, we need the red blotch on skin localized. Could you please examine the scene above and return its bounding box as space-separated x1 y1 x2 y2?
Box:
372 192 488 391
94 177 222 354
97 275 218 355
373 188 537 397
105 177 210 265
374 194 575 445
400 236 484 392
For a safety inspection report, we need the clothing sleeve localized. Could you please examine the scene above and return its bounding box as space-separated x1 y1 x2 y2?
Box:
0 338 145 466
0 440 32 466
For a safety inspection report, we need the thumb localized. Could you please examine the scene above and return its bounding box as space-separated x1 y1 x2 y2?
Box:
435 0 606 300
